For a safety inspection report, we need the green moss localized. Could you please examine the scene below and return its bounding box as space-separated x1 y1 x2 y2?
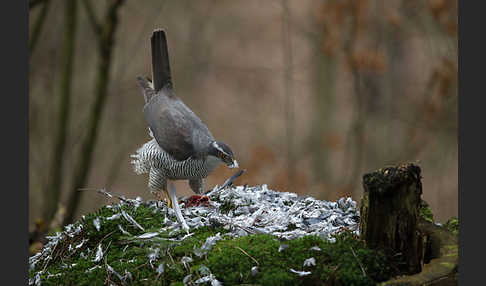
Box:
218 194 240 214
207 232 392 285
444 217 459 236
283 200 292 206
420 200 434 223
286 223 298 231
30 203 394 285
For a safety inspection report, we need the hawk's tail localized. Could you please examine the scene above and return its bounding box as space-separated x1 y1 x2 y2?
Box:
151 29 173 92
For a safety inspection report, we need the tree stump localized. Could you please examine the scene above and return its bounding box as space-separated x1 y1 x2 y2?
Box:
360 163 423 275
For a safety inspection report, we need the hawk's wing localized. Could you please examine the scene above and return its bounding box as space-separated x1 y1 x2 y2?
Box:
136 76 157 104
143 94 195 161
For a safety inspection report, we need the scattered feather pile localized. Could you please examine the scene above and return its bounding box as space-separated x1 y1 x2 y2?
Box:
29 184 359 285
203 184 359 241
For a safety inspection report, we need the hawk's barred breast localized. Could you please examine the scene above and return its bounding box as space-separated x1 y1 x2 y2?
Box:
131 133 220 182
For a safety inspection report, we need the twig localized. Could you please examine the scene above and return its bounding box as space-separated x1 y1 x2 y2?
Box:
133 262 149 271
42 240 59 272
100 231 116 244
349 246 366 277
78 187 129 203
234 246 259 266
90 231 114 263
167 250 175 265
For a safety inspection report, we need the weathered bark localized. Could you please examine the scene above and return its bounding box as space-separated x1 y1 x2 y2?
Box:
42 0 77 228
360 163 423 275
62 0 125 226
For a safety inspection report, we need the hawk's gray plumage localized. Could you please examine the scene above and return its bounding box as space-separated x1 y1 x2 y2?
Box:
131 29 238 200
142 85 215 161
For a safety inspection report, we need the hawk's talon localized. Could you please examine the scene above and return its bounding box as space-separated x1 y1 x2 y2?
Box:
151 191 173 209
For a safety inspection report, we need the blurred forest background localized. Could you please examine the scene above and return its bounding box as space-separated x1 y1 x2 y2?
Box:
29 0 457 234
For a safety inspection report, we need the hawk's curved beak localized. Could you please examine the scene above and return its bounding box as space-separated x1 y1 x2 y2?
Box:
228 159 239 169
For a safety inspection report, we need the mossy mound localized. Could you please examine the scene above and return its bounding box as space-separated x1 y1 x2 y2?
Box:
207 232 392 285
29 199 395 285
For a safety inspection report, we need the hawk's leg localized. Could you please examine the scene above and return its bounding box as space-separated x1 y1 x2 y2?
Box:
188 178 210 207
189 178 204 194
149 167 172 208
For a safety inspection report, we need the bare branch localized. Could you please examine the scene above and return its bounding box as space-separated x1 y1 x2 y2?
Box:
81 0 101 35
63 0 126 226
29 0 47 10
43 0 78 227
29 0 50 55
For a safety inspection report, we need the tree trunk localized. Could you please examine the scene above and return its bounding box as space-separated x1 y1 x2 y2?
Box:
360 163 423 275
309 7 336 191
281 0 296 192
62 0 125 226
29 0 51 55
42 0 77 228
